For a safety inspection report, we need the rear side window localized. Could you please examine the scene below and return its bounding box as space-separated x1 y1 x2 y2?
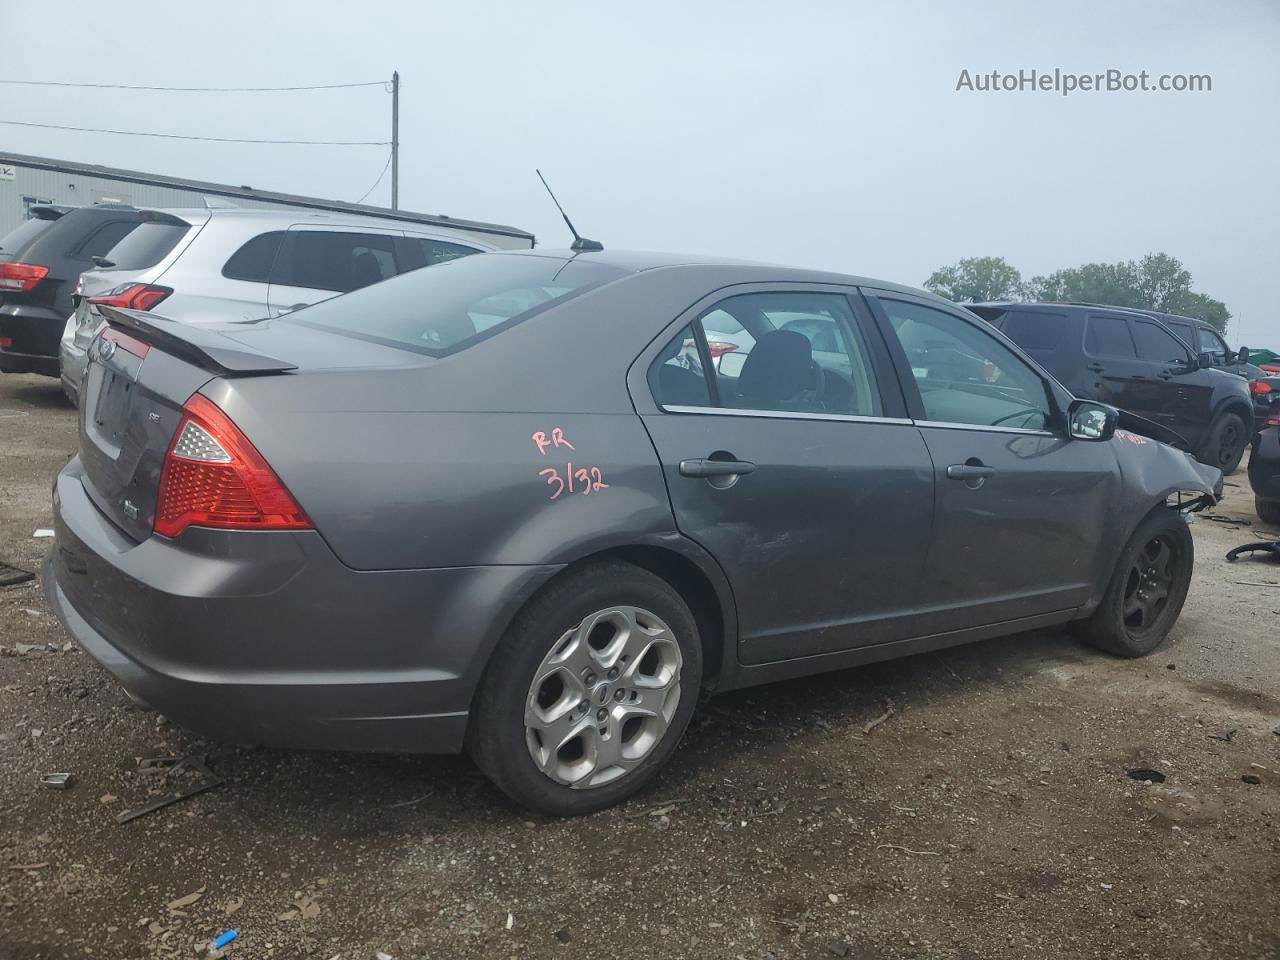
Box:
648 323 712 408
0 217 56 256
272 231 399 293
74 220 139 259
1133 320 1190 364
284 254 626 356
998 310 1066 351
407 237 480 269
222 231 284 283
1085 315 1137 358
104 221 191 270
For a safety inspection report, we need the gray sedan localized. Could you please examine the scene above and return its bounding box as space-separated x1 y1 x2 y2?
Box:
44 250 1220 815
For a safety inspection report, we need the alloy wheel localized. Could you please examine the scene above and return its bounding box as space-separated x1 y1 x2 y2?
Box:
1122 535 1177 632
1216 421 1242 468
524 606 683 789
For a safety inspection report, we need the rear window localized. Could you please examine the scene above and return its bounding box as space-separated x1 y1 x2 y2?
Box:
74 219 140 259
103 220 191 270
0 217 56 258
996 309 1067 351
284 254 626 356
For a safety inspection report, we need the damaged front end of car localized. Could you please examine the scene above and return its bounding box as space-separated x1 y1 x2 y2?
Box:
1112 411 1222 515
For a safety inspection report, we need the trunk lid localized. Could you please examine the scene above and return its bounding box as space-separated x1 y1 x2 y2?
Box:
77 306 421 541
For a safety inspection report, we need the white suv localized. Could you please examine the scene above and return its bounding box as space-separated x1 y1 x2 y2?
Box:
60 204 533 401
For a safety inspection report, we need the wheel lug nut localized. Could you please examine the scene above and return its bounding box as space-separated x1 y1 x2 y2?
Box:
614 688 626 701
578 700 588 712
584 672 596 685
607 668 619 680
596 709 607 722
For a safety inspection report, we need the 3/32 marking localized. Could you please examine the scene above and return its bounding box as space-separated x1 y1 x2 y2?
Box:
539 462 608 500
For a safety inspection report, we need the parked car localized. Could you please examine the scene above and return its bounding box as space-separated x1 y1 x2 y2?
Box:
45 251 1221 815
1249 380 1280 525
59 204 534 403
1149 312 1261 380
1 204 144 377
1248 375 1280 432
969 302 1255 474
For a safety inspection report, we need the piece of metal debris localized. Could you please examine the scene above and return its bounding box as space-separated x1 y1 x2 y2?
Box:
1126 768 1166 784
116 756 222 825
1226 541 1280 563
32 529 54 539
1207 729 1236 742
0 561 35 588
41 773 74 790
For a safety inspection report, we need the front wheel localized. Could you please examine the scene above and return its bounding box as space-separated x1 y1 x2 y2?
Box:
468 560 702 816
1201 411 1248 475
1075 508 1194 657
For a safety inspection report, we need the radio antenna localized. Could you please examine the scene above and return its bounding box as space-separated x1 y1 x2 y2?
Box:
536 169 603 252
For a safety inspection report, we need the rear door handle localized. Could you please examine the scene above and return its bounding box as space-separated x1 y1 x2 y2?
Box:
1087 362 1105 373
679 458 756 478
946 464 996 481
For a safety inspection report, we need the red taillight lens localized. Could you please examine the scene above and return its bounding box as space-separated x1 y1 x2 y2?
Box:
705 339 740 359
155 394 311 538
0 262 50 291
1250 380 1272 396
87 283 173 312
1268 410 1280 428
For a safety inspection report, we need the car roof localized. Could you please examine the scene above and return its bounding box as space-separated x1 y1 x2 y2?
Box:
969 301 1178 322
493 248 944 301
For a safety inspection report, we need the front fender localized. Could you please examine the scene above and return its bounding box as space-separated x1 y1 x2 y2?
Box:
1112 428 1222 515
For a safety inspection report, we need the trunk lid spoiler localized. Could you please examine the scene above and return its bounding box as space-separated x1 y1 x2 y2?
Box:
99 305 296 375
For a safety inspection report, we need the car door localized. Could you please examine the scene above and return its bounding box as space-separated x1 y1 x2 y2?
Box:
1080 312 1166 420
1131 318 1210 445
634 285 935 665
265 225 404 316
865 292 1119 633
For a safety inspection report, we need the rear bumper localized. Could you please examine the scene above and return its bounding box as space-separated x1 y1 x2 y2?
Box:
45 458 560 754
0 303 63 375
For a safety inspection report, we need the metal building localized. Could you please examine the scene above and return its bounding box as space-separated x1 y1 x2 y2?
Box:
0 152 534 246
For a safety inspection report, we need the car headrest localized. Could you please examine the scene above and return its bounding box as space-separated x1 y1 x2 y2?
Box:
737 330 820 408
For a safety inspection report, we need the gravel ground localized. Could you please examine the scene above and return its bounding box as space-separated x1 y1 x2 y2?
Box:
1 370 1278 960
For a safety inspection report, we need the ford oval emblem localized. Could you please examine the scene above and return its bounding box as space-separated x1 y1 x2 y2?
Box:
96 337 116 362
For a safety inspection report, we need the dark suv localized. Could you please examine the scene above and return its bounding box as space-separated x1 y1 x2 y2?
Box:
969 303 1254 474
1147 312 1259 381
0 204 145 378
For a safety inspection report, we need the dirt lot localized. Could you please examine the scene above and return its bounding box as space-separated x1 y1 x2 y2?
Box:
1 370 1278 960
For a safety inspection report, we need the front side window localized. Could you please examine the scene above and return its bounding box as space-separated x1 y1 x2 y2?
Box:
1198 326 1228 361
1085 315 1137 358
648 324 712 408
284 254 626 356
705 292 883 416
272 231 400 293
1133 320 1190 364
881 298 1050 431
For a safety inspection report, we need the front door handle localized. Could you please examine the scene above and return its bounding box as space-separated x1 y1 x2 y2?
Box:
946 463 996 481
680 458 756 479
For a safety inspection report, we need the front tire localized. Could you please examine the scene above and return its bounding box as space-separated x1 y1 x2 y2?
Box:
1075 508 1194 658
1257 497 1280 527
1201 411 1248 475
468 559 702 816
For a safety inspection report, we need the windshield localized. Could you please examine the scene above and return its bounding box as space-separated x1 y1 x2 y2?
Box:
283 254 627 356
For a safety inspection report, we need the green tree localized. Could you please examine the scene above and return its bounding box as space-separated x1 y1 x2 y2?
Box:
924 256 1024 303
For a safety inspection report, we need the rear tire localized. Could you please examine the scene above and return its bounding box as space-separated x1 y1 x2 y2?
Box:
1200 411 1248 475
467 559 702 816
1257 497 1280 527
1075 508 1194 658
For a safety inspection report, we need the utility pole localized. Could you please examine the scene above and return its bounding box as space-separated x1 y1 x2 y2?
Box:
391 70 400 210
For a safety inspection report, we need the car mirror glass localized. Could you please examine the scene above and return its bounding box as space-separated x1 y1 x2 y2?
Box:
1069 400 1117 441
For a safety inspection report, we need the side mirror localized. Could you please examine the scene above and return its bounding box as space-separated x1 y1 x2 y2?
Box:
1239 346 1251 365
1196 351 1214 370
1068 400 1117 442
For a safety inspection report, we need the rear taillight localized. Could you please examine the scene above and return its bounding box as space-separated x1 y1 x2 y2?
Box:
87 283 173 312
1250 380 1272 396
0 262 50 291
1268 410 1280 428
705 339 740 359
154 394 311 538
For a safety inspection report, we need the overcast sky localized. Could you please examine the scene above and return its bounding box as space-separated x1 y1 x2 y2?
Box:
3 0 1277 344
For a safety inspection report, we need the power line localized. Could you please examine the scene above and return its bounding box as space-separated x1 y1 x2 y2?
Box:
0 79 388 92
0 119 389 146
355 150 395 204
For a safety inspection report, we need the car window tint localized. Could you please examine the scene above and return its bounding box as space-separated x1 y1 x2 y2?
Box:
648 323 712 408
708 292 882 417
1133 321 1189 364
1085 315 1137 358
0 217 55 256
222 231 285 283
881 298 1050 431
284 254 626 357
1198 327 1228 359
101 221 190 270
999 309 1067 351
1164 320 1195 347
273 231 399 293
411 237 480 267
75 220 139 259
